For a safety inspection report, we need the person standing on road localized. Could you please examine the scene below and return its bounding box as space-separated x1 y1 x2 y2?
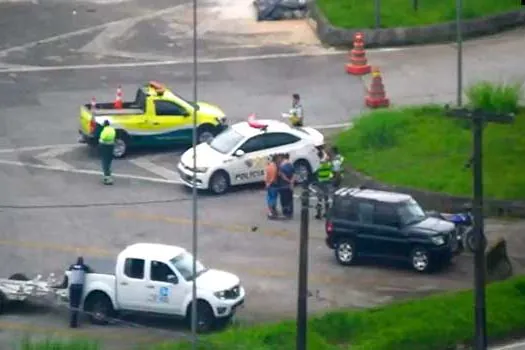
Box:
265 154 281 219
289 93 304 127
278 153 295 219
331 146 344 189
68 256 91 328
99 120 116 185
314 148 333 220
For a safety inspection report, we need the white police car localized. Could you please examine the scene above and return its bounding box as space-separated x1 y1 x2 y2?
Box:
177 117 324 195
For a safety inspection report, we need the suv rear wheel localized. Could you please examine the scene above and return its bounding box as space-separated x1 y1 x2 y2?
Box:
335 239 356 266
410 246 431 273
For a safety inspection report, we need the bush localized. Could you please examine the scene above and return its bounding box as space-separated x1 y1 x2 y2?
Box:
157 276 525 350
466 81 524 114
335 105 525 199
21 277 525 350
20 338 99 350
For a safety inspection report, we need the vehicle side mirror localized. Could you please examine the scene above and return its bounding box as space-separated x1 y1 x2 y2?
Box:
167 274 178 284
234 149 245 157
182 111 190 117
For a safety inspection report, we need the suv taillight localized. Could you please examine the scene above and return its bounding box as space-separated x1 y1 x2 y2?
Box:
326 220 333 235
89 119 96 134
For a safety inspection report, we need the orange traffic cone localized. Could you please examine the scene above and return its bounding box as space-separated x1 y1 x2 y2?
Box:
345 32 371 75
90 97 97 112
114 85 123 109
365 67 390 108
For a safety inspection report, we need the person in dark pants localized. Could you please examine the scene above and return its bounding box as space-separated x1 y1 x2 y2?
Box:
278 153 295 219
264 154 281 219
68 256 91 328
99 120 116 185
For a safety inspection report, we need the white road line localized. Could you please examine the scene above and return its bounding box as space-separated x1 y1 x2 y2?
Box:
0 144 82 154
0 159 182 185
0 50 345 74
33 147 75 170
492 341 525 350
312 122 353 130
128 158 180 181
0 4 188 57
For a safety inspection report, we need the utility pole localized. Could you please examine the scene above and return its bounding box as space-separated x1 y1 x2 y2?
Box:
190 0 199 347
296 180 310 350
445 106 514 350
455 0 463 106
374 0 381 28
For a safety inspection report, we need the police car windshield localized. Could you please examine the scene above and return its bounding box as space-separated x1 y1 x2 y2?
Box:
170 253 206 281
397 199 427 225
208 127 244 154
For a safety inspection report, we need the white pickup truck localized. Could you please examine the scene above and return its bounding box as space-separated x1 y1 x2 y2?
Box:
61 243 245 332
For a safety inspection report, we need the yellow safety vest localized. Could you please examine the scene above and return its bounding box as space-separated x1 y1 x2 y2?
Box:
99 126 116 144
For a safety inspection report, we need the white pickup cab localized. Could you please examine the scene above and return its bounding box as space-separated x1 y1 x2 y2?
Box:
63 243 245 332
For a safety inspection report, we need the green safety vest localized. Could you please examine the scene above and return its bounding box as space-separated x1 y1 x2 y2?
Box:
317 160 333 182
99 126 116 144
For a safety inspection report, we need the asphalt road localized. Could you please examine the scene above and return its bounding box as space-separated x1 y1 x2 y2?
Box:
1 0 525 348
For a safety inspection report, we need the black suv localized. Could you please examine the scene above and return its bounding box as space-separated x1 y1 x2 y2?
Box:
325 187 462 273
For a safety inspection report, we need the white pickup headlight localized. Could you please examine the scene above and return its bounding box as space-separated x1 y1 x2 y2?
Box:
214 291 226 300
431 236 445 246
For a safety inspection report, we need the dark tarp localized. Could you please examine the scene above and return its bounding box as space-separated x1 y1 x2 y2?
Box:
254 0 308 21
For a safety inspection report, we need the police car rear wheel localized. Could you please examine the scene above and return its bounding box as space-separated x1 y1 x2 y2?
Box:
293 160 311 184
113 138 127 158
209 171 229 195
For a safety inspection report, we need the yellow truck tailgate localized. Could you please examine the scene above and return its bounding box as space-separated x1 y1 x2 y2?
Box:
79 105 94 136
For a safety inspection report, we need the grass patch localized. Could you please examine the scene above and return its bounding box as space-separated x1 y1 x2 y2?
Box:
20 277 525 349
154 276 525 350
316 0 521 29
19 338 99 350
334 102 525 200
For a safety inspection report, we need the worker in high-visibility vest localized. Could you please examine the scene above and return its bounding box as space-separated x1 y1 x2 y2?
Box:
314 149 333 220
99 120 116 185
331 146 344 188
288 93 304 127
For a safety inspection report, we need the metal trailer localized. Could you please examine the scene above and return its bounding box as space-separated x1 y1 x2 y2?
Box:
0 273 68 314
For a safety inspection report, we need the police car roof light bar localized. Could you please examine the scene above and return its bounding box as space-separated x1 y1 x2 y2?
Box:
247 113 268 131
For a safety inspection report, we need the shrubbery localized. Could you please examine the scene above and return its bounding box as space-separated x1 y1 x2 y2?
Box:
23 276 525 350
335 82 525 199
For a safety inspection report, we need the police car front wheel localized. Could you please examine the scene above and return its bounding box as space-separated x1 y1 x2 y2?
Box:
209 171 230 195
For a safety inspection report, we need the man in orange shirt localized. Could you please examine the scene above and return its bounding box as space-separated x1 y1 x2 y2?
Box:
265 154 281 219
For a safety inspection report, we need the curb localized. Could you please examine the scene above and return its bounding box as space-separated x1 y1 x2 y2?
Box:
308 4 525 48
344 166 525 218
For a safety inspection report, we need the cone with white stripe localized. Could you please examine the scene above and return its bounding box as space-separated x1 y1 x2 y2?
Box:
114 85 123 109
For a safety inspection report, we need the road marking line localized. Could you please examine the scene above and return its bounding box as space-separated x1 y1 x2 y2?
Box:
0 159 183 184
114 210 325 241
0 238 351 286
0 50 345 74
128 158 181 181
312 122 353 130
492 341 525 350
34 147 74 170
0 4 189 57
0 239 112 256
0 144 82 154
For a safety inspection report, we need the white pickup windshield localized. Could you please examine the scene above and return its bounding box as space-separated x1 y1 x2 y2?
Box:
170 252 206 281
208 127 244 154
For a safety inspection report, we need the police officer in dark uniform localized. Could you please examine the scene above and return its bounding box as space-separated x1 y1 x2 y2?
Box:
68 256 91 328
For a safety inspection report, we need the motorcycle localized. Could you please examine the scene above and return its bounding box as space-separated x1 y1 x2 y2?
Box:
427 209 476 252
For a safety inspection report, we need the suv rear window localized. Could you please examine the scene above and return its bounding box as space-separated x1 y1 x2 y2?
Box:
332 197 357 220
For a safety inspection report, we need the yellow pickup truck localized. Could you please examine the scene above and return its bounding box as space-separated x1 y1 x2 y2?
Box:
78 81 227 158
